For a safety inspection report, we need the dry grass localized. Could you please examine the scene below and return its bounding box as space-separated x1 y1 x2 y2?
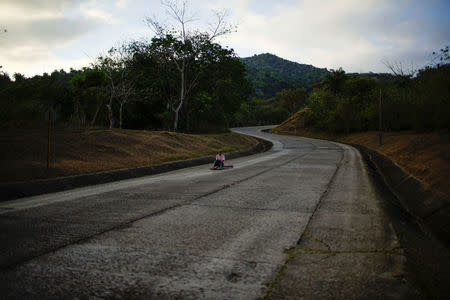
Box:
272 112 450 195
340 131 450 195
0 128 258 182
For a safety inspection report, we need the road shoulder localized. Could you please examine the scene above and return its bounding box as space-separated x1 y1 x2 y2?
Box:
265 143 422 299
0 137 272 202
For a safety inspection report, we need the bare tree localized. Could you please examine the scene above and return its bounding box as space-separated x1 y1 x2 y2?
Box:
145 0 233 131
431 46 449 67
381 58 417 78
96 46 138 129
117 73 139 129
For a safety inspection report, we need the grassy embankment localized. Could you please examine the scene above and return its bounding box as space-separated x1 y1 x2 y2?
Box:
271 109 450 195
0 129 259 182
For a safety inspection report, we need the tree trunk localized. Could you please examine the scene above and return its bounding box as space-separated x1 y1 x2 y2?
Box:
106 99 114 128
89 101 102 128
80 111 86 128
73 99 80 128
119 101 124 129
106 75 115 129
173 108 180 131
174 62 186 131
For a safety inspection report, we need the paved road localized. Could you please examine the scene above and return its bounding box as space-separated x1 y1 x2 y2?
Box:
0 126 419 298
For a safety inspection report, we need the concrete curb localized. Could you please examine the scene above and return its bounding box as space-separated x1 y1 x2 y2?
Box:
0 138 273 202
352 144 450 247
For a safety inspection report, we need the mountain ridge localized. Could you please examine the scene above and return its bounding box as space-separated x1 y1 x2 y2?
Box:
240 53 329 98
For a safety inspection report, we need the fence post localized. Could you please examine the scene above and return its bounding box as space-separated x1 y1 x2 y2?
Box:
47 107 52 169
379 89 382 146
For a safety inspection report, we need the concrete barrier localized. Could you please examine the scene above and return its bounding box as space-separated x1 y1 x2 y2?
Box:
353 144 450 247
0 138 273 202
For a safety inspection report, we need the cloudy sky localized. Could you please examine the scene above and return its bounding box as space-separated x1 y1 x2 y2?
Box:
1 0 449 76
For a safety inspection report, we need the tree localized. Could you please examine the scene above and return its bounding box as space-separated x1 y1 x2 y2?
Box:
145 0 233 131
117 67 139 129
0 71 10 87
13 73 26 82
188 52 251 131
323 67 347 95
71 69 107 128
381 58 417 88
96 46 139 128
276 87 307 114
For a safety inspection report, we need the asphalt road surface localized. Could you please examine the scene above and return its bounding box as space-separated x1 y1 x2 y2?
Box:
0 126 425 298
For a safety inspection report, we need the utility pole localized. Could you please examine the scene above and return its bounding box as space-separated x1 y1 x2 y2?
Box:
378 89 382 146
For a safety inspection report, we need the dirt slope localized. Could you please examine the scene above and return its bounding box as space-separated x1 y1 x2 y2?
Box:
272 111 450 195
0 128 258 182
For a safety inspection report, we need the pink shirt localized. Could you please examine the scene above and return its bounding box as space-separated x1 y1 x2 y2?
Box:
215 153 225 161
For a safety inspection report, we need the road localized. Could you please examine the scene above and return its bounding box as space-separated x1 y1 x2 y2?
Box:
0 126 421 298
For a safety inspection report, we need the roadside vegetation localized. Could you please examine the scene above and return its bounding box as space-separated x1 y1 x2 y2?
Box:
303 62 449 134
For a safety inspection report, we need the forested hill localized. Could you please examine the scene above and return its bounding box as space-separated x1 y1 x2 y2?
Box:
241 53 329 98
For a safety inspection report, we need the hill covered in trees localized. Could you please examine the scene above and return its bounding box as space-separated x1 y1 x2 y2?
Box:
241 53 329 98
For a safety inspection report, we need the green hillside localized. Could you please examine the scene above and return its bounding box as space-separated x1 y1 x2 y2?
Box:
241 53 329 98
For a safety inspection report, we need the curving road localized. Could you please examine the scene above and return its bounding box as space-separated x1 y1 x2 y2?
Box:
0 126 419 298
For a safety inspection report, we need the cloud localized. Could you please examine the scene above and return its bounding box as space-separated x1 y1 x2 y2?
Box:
0 0 70 16
2 18 94 51
0 0 112 76
1 0 448 76
115 0 130 9
217 0 449 72
2 50 90 77
80 0 115 23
